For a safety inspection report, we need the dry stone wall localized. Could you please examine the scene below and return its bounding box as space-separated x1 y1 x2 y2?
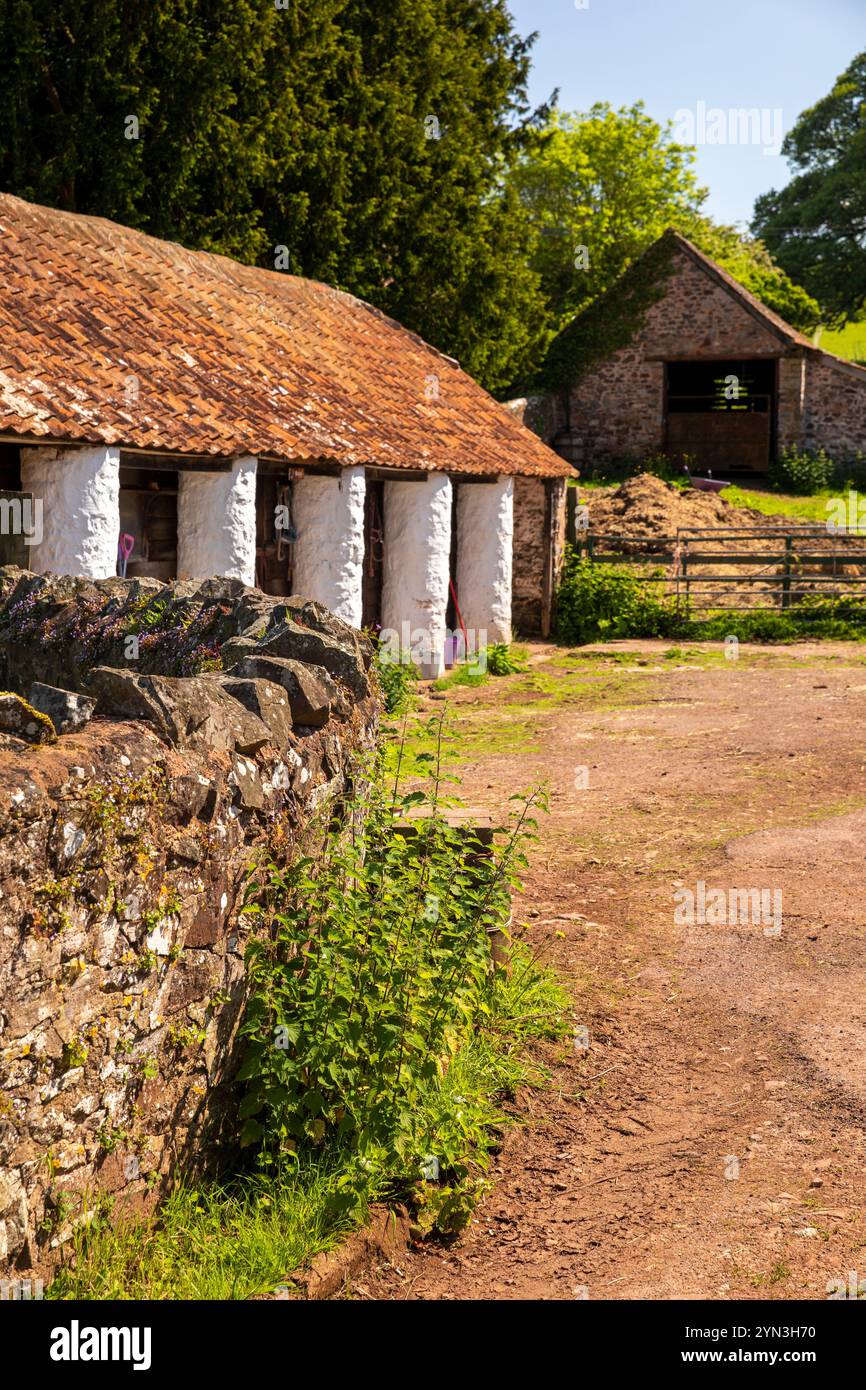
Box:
0 570 378 1273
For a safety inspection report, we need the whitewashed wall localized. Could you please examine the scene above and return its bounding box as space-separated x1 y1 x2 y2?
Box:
456 476 513 646
20 445 120 579
381 474 452 677
177 455 258 587
292 466 366 627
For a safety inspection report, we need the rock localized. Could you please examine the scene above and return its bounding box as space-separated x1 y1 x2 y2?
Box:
219 635 259 668
28 682 95 735
271 597 372 665
230 754 266 809
87 667 166 724
0 691 57 744
88 668 272 755
258 619 370 699
219 677 295 748
235 655 348 726
144 675 273 755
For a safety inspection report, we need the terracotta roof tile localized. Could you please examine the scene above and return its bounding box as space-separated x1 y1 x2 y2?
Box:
0 193 569 478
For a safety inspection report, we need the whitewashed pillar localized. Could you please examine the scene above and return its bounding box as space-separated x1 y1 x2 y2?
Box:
292 466 366 627
456 476 513 646
381 473 452 678
177 455 257 588
20 445 120 578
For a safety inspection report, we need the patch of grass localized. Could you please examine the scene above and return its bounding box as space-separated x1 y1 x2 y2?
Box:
384 712 540 779
723 486 836 524
432 644 528 692
433 663 488 692
814 321 866 364
685 605 866 644
47 1163 357 1301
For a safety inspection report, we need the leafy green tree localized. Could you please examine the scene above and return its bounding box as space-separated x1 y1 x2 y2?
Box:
508 102 820 353
687 217 820 333
509 104 703 327
263 0 551 393
752 50 866 325
0 0 282 262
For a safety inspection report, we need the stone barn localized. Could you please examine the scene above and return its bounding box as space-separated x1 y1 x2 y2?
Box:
530 229 866 478
0 194 569 672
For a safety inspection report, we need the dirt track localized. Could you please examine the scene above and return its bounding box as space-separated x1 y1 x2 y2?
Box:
361 640 866 1301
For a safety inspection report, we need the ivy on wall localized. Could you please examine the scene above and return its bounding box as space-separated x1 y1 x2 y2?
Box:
531 232 679 394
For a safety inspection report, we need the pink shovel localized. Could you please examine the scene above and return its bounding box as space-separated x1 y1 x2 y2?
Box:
118 533 135 577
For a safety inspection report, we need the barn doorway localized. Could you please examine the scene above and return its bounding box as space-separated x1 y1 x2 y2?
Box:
361 479 385 630
118 465 178 580
665 358 776 476
256 472 295 595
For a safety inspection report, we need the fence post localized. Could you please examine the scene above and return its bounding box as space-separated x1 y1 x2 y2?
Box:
781 535 793 609
681 542 689 611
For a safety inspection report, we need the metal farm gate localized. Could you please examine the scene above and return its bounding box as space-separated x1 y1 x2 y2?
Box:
575 526 866 614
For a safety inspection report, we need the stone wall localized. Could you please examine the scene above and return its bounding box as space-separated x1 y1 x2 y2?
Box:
804 353 866 459
0 570 377 1273
511 478 567 636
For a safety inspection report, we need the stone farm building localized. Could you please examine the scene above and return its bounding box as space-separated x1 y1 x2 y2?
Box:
526 229 866 478
0 193 570 673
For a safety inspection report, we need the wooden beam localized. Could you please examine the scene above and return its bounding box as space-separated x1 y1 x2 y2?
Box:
365 466 429 483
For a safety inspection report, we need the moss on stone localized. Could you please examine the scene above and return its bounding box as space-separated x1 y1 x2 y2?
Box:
0 689 58 742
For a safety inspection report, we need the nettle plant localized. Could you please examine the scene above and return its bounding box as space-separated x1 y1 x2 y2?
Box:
238 732 539 1229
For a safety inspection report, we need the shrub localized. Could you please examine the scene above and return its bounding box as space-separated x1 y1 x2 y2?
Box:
769 446 834 494
687 597 866 643
485 642 526 676
238 746 548 1230
834 451 866 491
554 551 680 645
639 450 692 488
372 642 418 714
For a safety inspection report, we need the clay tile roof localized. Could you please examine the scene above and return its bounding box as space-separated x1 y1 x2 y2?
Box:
0 193 569 478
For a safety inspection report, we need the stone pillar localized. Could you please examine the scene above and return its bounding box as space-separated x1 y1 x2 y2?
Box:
456 476 513 647
177 455 257 588
291 466 366 627
20 445 120 579
381 473 452 678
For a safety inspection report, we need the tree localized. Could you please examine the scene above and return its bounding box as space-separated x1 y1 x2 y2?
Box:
0 0 551 393
752 50 866 325
0 0 283 262
687 217 821 334
508 104 704 328
508 103 821 348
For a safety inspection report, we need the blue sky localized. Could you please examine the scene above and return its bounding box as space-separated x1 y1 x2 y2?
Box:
507 0 864 228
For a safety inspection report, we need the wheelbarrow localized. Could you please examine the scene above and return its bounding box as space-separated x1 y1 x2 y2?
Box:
683 464 730 494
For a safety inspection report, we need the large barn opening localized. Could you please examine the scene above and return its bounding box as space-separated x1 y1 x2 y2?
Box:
664 358 777 477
